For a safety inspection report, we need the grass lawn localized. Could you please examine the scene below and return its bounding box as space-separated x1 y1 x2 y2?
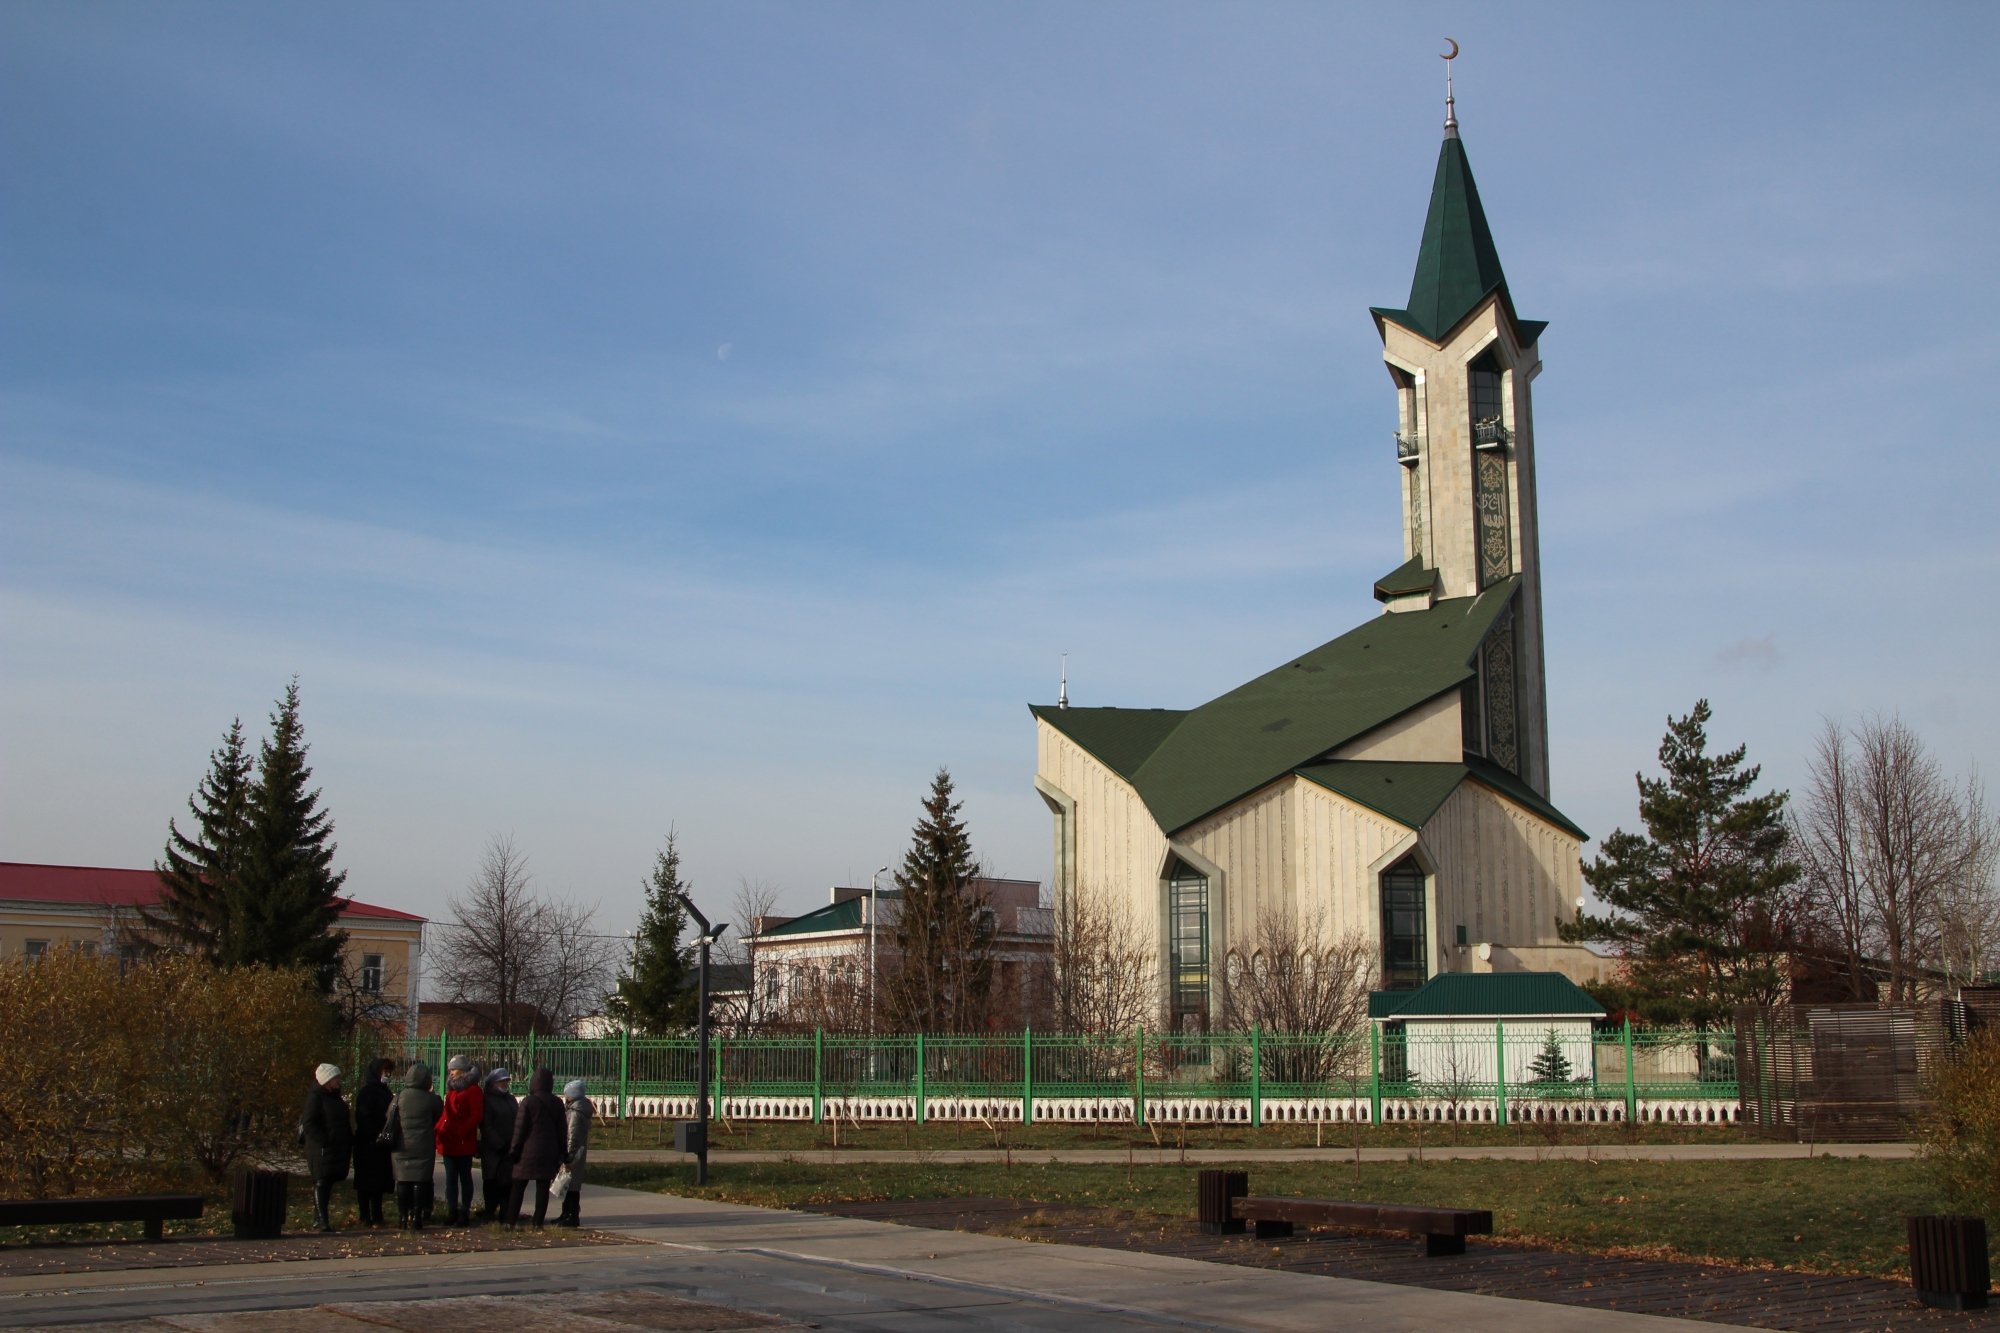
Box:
592 1115 1757 1154
593 1155 1972 1282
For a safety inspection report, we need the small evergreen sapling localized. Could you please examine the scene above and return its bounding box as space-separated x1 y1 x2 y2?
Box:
1527 1028 1574 1087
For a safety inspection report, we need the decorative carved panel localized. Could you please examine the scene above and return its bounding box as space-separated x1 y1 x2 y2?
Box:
1474 451 1512 587
1482 604 1519 774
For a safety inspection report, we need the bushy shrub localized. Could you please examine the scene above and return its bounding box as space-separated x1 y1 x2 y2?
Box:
0 946 330 1197
1918 1027 2000 1218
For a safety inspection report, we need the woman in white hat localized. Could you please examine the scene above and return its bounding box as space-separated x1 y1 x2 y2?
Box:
298 1064 352 1233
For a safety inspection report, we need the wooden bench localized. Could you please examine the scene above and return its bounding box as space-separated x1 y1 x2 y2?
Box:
0 1194 205 1241
1234 1196 1493 1255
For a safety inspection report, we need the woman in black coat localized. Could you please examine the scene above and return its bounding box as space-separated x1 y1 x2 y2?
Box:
504 1067 566 1228
299 1063 353 1233
350 1059 395 1226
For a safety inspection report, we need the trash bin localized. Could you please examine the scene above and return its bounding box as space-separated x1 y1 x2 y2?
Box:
1908 1215 1990 1310
1197 1169 1248 1235
231 1167 289 1240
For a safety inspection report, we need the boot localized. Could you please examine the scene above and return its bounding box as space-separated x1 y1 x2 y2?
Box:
395 1184 414 1230
555 1191 580 1227
313 1181 334 1233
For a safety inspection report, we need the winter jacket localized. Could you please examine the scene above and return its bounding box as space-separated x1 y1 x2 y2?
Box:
351 1066 394 1194
435 1073 484 1158
553 1094 594 1193
479 1082 518 1168
382 1062 444 1185
298 1082 352 1183
507 1068 567 1183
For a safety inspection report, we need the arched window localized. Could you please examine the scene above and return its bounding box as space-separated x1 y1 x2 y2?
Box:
1380 858 1428 991
1166 859 1210 1034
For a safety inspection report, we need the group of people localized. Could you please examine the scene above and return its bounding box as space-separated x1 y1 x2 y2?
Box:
298 1056 594 1232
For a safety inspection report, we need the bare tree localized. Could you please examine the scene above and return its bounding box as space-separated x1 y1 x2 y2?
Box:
717 877 783 1035
1039 880 1157 1035
1221 904 1375 1086
432 834 618 1035
1793 717 1998 1001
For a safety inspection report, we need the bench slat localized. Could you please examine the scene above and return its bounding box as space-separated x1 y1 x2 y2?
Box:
0 1195 206 1226
1233 1196 1492 1237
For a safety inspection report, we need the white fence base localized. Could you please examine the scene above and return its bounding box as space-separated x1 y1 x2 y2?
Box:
610 1092 1740 1125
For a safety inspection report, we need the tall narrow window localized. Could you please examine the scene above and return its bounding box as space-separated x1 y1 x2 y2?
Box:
360 952 385 994
1167 860 1210 1033
1468 350 1513 586
1379 859 1428 991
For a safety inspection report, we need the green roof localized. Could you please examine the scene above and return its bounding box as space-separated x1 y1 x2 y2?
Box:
1294 757 1586 840
760 893 897 939
1294 760 1469 830
1034 581 1519 835
1371 132 1545 347
1378 972 1605 1019
1372 556 1437 602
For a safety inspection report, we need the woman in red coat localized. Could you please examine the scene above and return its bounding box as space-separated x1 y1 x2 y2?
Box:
434 1054 485 1227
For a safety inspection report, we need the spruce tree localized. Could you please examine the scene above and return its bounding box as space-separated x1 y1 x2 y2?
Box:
612 831 698 1033
1527 1029 1574 1085
155 719 255 962
234 681 348 988
886 768 993 1033
1562 700 1799 1025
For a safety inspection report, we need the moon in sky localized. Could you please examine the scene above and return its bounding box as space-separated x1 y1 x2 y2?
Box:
717 343 733 362
1442 38 1459 60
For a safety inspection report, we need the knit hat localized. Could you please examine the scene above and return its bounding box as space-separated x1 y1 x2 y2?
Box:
485 1067 512 1086
315 1063 341 1087
562 1078 587 1100
446 1053 472 1073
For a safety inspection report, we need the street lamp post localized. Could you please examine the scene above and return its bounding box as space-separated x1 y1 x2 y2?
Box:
675 893 728 1186
867 865 888 1033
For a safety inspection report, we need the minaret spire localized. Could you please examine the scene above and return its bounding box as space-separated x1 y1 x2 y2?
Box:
1442 38 1459 138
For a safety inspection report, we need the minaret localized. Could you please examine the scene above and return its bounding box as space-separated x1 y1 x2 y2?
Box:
1369 53 1552 797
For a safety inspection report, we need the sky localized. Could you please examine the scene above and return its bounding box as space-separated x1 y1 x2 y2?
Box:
4 3 1997 944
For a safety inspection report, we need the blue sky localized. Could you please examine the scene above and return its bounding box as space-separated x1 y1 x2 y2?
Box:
5 3 1997 936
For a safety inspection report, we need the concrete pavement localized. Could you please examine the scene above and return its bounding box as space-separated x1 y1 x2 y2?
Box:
0 1182 1725 1331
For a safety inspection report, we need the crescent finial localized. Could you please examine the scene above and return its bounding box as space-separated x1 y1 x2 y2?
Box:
1442 37 1459 60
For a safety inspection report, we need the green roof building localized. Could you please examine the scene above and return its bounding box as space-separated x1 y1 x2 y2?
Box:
1031 90 1602 1035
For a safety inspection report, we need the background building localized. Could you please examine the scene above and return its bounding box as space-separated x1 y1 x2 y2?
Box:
0 861 426 1033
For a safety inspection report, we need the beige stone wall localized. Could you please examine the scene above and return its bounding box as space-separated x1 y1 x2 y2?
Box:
1330 690 1462 764
1381 295 1551 798
1035 719 1168 927
1421 778 1580 971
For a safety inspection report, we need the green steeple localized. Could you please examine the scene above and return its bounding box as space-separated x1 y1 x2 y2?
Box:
1372 131 1545 346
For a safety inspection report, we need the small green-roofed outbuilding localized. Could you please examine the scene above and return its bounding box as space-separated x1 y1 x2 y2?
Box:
1372 972 1605 1021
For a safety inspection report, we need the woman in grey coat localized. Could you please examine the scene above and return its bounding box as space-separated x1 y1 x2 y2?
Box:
477 1068 518 1223
553 1078 594 1227
379 1061 443 1230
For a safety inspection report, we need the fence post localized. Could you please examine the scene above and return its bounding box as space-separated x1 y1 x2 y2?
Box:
1622 1017 1637 1123
1134 1024 1146 1127
713 1035 724 1119
619 1025 631 1120
914 1032 927 1125
526 1029 536 1072
1249 1026 1262 1127
1369 1023 1381 1124
1022 1026 1034 1126
437 1030 447 1075
812 1027 824 1124
1494 1020 1508 1126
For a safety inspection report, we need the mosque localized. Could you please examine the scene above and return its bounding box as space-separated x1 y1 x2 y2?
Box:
1030 83 1603 1033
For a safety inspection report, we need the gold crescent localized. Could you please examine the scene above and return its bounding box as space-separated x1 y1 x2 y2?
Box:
1442 38 1459 60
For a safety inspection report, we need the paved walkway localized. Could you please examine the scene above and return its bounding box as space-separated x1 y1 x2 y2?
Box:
0 1183 1722 1332
596 1141 1916 1165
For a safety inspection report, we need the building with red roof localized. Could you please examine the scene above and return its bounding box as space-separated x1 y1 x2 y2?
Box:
0 861 427 1032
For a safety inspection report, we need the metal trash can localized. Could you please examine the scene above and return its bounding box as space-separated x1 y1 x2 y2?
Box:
1197 1169 1248 1235
1908 1215 1990 1310
231 1167 289 1240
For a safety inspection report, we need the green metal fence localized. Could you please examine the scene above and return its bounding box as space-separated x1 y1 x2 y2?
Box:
343 1020 1738 1125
